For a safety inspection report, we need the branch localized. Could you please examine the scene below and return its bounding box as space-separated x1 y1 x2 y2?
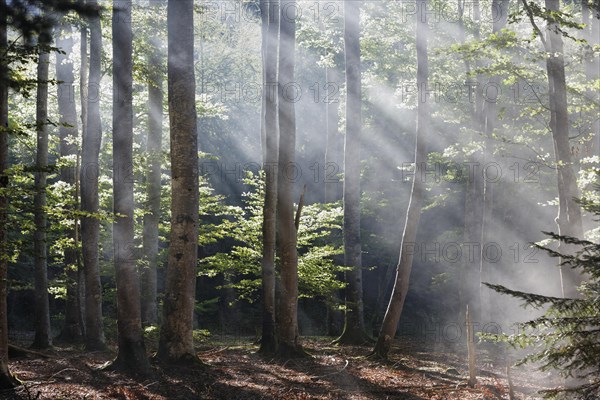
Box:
294 184 307 232
520 0 549 51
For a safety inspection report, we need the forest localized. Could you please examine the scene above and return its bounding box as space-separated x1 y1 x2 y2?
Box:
0 0 598 398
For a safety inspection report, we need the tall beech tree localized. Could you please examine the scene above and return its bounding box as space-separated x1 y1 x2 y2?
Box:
458 0 484 326
521 0 585 297
258 0 279 355
108 0 151 373
0 0 18 388
31 30 52 350
80 0 106 350
55 22 83 343
157 0 200 363
275 0 302 357
372 0 430 359
336 0 370 345
545 0 584 297
479 0 509 322
78 15 88 338
141 0 165 326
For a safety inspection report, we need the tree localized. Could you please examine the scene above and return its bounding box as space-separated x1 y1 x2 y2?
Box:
80 0 106 350
141 0 165 327
336 0 370 345
478 0 509 322
258 0 279 355
108 0 151 374
55 21 83 343
522 0 585 297
78 9 88 339
372 0 430 359
458 0 484 327
582 0 599 156
0 0 20 388
157 0 200 364
275 0 303 357
31 29 52 350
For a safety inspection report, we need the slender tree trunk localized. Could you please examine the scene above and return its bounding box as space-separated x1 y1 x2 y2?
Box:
259 0 279 355
479 0 509 325
372 0 429 359
32 32 52 350
56 22 83 343
0 0 19 388
459 0 483 327
81 0 106 350
78 24 88 339
592 5 600 156
336 0 370 345
141 1 164 327
583 1 599 156
275 0 303 357
543 0 584 297
324 66 341 204
157 0 200 364
108 0 151 374
324 63 343 337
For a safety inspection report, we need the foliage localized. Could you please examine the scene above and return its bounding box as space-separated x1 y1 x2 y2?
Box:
483 191 600 399
199 172 345 304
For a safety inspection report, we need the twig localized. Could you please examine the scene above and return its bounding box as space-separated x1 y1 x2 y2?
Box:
507 360 515 400
48 368 79 380
198 346 229 355
311 359 349 381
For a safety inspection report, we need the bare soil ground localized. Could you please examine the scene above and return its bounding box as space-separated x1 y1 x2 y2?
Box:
1 336 557 399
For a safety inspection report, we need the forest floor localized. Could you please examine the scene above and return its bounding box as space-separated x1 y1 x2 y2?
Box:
1 335 558 400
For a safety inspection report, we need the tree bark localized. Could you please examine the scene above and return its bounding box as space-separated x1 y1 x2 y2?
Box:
275 0 303 357
372 0 429 359
108 0 151 374
78 22 88 340
459 0 484 327
0 0 20 388
81 0 106 350
543 0 584 297
324 65 342 205
259 0 279 356
324 63 343 337
157 0 200 364
479 0 509 326
141 0 164 327
32 31 52 350
55 22 83 343
583 1 599 156
336 0 370 345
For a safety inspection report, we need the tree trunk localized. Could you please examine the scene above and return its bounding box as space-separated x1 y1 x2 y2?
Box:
108 0 151 374
81 0 106 350
258 0 279 356
583 1 599 156
336 0 370 345
459 0 484 327
275 0 303 357
324 63 343 337
324 65 342 205
372 0 429 359
141 1 164 327
479 0 509 325
544 0 584 298
157 0 200 364
78 23 88 339
0 0 19 388
55 22 83 343
32 31 52 350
